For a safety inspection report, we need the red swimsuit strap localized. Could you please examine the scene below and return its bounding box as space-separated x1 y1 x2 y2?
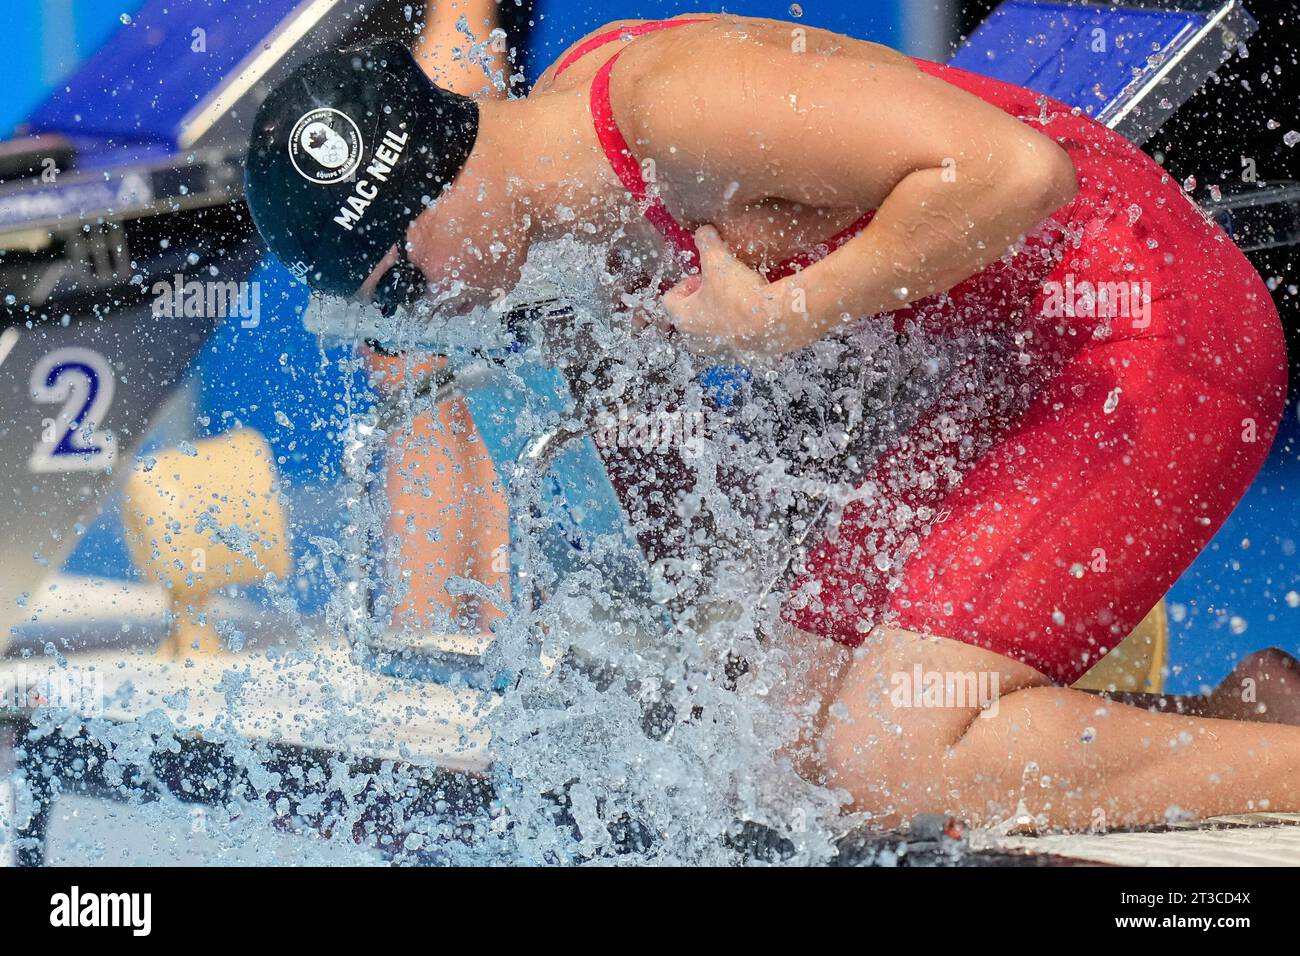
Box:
553 17 715 79
554 18 714 271
590 54 703 271
563 17 876 280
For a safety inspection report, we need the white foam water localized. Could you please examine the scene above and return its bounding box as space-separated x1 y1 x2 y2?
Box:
308 224 1034 865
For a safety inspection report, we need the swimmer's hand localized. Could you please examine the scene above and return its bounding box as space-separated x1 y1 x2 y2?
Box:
661 226 789 360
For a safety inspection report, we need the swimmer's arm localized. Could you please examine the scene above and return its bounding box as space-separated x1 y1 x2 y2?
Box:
765 139 1077 349
654 47 1077 354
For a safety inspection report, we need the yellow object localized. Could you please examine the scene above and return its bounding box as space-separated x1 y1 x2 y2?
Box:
122 428 290 660
1072 599 1168 694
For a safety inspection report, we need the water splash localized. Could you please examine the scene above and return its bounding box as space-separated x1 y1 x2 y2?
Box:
301 225 1042 865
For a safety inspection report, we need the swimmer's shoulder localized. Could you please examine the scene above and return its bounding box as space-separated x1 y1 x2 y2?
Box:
531 14 722 93
531 13 915 96
607 14 916 96
674 14 917 68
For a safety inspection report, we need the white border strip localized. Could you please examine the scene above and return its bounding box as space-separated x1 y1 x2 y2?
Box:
178 0 344 150
1101 0 1248 134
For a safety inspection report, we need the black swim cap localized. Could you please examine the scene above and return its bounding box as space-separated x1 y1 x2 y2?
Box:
243 40 479 296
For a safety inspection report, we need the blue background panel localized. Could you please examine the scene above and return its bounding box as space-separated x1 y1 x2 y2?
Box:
25 0 300 146
3 0 147 137
1165 412 1300 693
523 1 906 84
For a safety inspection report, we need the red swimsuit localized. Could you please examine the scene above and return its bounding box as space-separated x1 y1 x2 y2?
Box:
559 18 1287 684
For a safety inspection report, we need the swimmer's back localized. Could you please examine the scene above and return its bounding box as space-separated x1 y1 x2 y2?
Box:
531 14 914 95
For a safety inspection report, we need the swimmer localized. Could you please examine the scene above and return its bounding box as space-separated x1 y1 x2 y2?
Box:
244 15 1296 831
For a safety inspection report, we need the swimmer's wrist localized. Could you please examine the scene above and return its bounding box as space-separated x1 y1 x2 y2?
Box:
760 277 844 354
745 284 805 356
768 261 902 348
